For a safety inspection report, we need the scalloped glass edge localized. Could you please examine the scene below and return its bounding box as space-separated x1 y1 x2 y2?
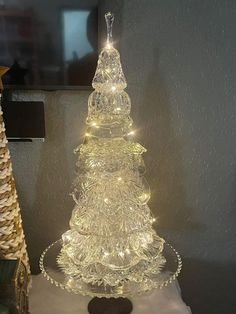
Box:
39 239 182 298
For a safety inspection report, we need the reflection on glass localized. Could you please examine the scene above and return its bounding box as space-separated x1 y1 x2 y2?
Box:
63 9 98 86
0 2 98 88
63 10 93 62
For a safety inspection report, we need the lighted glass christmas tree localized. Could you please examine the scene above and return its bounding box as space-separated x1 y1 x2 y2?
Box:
57 12 166 295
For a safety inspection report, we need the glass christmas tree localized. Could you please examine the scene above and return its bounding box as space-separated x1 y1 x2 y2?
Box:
57 12 167 296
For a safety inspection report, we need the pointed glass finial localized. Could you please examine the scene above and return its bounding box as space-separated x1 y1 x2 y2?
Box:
105 12 114 47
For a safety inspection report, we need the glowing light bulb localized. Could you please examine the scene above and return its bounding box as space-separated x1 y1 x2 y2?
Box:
62 234 71 242
91 122 99 128
111 86 116 92
62 232 71 244
117 177 122 181
107 43 111 49
138 188 151 205
152 218 156 223
128 130 135 136
119 251 125 258
104 198 109 204
85 132 91 137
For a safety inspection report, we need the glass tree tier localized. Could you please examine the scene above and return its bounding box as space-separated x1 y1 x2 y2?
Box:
39 240 182 298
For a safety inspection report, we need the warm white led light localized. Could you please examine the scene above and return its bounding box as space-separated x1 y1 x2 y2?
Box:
119 251 125 258
128 130 135 136
91 122 99 128
104 198 109 204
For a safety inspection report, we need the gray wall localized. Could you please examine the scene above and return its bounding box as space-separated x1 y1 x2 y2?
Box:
9 90 89 270
8 1 236 313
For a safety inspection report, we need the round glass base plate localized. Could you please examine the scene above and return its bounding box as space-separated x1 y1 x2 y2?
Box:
40 240 182 298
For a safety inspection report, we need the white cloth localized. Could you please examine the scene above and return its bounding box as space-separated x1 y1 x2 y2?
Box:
30 274 191 314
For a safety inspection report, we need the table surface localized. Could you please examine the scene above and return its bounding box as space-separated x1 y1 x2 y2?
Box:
29 274 191 314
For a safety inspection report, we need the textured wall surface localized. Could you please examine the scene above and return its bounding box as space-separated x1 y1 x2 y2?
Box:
9 90 89 271
8 1 236 313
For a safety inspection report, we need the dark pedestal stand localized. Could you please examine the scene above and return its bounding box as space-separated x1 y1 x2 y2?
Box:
88 297 133 314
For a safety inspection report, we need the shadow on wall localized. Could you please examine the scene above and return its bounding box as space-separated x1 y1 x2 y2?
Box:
28 92 73 273
179 257 236 314
139 44 203 236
